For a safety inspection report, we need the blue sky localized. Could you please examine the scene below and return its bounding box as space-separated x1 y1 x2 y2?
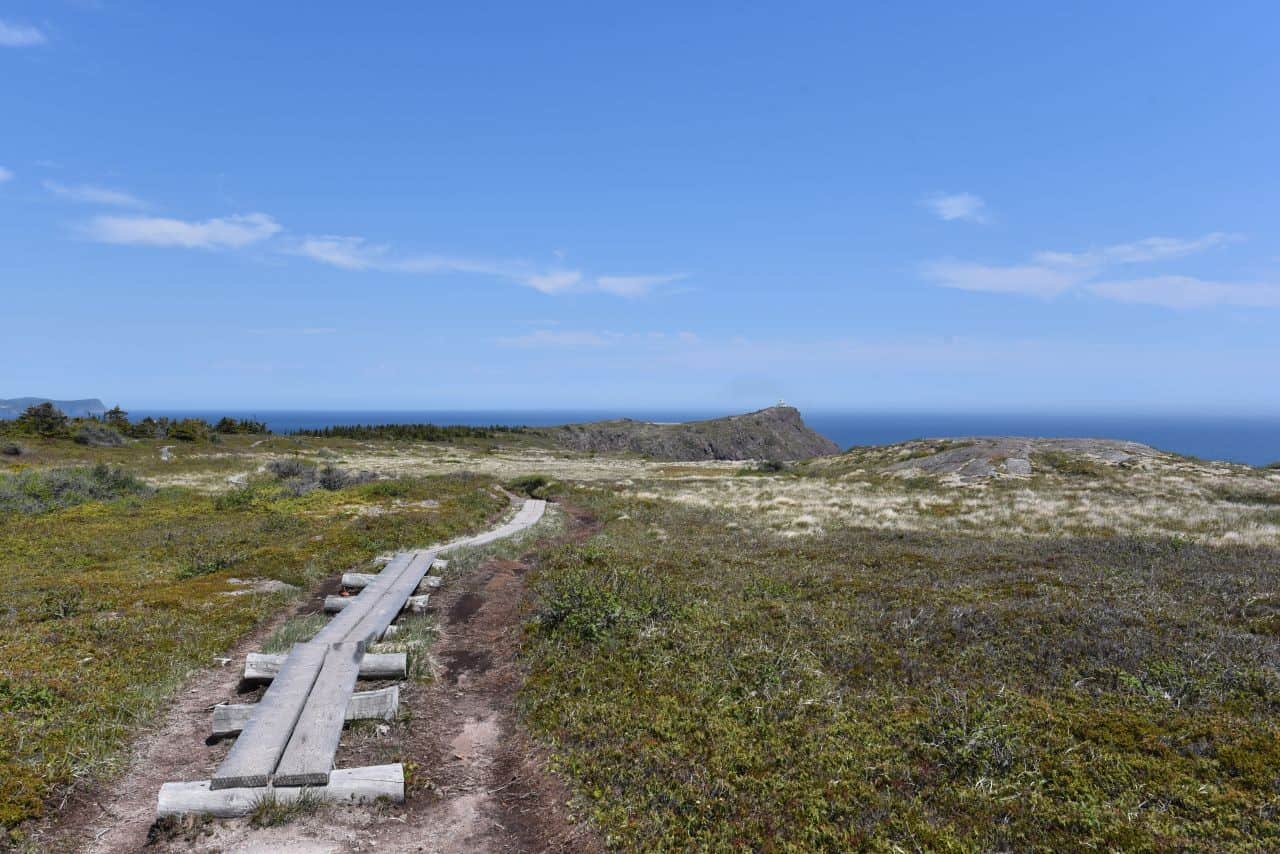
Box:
3 2 1278 412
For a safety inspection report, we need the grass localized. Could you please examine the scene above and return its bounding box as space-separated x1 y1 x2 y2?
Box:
247 788 325 827
519 486 1280 850
261 613 330 654
0 450 506 837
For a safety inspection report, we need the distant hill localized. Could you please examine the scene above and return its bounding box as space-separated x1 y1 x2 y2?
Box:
0 397 108 419
534 405 840 461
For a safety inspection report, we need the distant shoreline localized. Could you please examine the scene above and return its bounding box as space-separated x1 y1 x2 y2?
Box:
113 409 1280 466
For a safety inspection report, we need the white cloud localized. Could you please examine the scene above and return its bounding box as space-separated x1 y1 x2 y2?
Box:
924 231 1265 308
297 233 680 297
596 273 687 297
0 166 12 184
1086 276 1280 309
524 270 582 294
0 20 46 47
44 180 146 208
87 212 281 249
921 261 1083 298
922 192 989 223
1032 232 1241 268
296 235 384 270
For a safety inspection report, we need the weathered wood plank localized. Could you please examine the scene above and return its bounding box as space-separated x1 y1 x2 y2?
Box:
403 594 430 614
212 642 326 790
211 686 398 738
342 551 436 644
273 642 365 787
157 764 404 818
323 595 353 613
341 572 378 589
312 553 415 644
244 652 405 683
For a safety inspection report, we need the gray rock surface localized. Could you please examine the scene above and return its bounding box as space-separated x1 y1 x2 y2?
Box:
885 437 1156 481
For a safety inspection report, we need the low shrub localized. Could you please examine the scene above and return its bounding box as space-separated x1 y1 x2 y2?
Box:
0 443 21 457
266 458 377 496
73 423 125 447
0 464 152 514
507 473 552 498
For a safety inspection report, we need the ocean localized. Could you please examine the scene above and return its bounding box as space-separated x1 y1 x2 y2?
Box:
126 410 1280 467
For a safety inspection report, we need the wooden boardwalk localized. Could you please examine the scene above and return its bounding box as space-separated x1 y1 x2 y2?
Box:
158 497 547 817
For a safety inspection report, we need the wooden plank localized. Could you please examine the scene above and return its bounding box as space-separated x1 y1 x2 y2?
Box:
312 553 416 644
211 642 326 790
323 595 353 613
244 652 405 683
211 686 398 738
157 764 404 818
274 642 365 787
342 551 436 645
341 572 378 589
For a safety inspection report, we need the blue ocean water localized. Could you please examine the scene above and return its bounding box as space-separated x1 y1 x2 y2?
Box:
127 409 1280 467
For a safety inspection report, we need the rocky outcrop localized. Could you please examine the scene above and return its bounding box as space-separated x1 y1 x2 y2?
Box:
881 437 1157 481
536 406 840 461
0 397 107 419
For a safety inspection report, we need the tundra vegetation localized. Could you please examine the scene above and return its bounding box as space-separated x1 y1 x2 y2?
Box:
1 416 1278 848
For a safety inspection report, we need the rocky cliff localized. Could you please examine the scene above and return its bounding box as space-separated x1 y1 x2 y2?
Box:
536 406 840 461
0 397 107 419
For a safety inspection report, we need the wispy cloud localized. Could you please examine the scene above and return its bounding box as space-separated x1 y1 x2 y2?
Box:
923 232 1267 308
0 20 46 47
1086 276 1280 309
1032 232 1241 268
596 273 688 297
86 212 281 249
921 192 989 223
44 180 146 208
920 261 1081 298
297 234 682 297
0 166 13 184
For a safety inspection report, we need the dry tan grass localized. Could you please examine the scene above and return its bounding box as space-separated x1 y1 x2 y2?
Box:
141 438 1280 546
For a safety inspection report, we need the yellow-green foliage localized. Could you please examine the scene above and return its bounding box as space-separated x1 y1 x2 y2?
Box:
521 490 1280 850
0 465 504 831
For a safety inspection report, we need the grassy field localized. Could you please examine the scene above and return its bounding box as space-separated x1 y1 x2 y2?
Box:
521 487 1280 850
0 449 505 837
4 428 1279 848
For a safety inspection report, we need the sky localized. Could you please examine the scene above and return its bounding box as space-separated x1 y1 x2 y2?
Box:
2 2 1279 413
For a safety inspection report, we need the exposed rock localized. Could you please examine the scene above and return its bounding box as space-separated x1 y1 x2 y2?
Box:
535 406 840 462
1004 457 1033 476
882 437 1157 482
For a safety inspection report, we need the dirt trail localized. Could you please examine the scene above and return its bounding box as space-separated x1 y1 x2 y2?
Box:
33 503 599 853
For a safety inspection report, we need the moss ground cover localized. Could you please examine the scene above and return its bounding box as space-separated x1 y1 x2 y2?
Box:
521 489 1280 850
0 462 504 834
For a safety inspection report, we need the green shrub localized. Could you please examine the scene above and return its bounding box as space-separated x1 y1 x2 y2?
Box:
166 418 210 442
0 443 21 457
0 464 152 514
73 423 125 447
507 473 552 498
15 402 68 437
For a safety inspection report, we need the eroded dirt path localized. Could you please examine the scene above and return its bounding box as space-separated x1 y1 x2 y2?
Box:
35 502 599 853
